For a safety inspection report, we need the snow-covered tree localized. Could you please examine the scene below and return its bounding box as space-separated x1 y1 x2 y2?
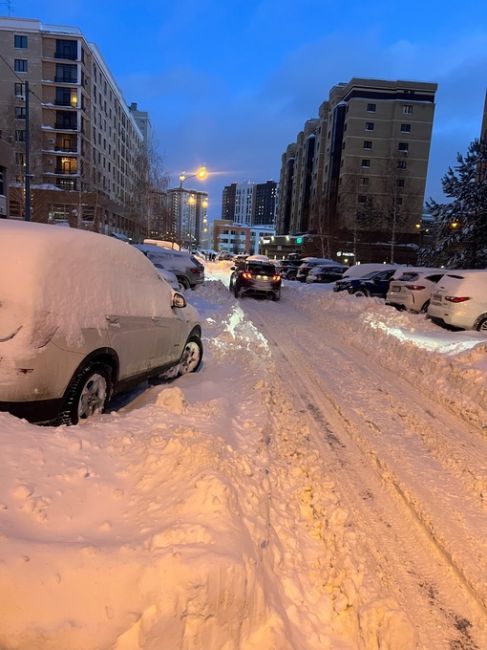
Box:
424 139 487 268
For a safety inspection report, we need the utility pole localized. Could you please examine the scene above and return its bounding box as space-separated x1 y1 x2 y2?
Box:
24 80 31 221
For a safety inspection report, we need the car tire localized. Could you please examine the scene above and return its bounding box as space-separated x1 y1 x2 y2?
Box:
476 317 487 332
178 335 203 375
229 275 235 291
59 362 113 426
272 289 281 302
420 300 430 314
353 289 368 297
234 284 241 298
178 276 190 291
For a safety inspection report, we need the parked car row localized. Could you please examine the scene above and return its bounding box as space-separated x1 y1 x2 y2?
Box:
332 263 487 332
134 244 205 290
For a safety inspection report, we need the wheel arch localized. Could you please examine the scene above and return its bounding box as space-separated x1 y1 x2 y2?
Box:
63 347 120 399
474 313 487 330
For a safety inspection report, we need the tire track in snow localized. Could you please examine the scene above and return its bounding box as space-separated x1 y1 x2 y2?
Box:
243 296 487 650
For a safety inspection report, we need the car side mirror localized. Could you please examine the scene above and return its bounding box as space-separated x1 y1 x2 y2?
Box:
172 292 187 309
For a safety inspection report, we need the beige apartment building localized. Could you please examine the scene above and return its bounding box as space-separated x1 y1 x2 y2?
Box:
167 187 208 250
277 78 438 263
0 17 146 238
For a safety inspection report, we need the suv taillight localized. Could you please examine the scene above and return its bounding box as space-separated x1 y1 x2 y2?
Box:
405 284 426 290
190 267 199 274
242 271 252 280
272 275 280 281
445 296 471 303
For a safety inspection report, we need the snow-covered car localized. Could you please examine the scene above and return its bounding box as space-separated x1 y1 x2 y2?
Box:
296 257 337 282
306 263 347 283
0 221 203 425
154 266 184 292
339 269 397 297
134 244 204 290
428 270 487 331
278 259 303 280
386 269 444 313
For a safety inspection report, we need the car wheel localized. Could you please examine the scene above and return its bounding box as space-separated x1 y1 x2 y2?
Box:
60 362 112 426
229 275 234 291
178 276 190 291
420 300 430 313
178 335 203 375
234 284 241 298
476 317 487 332
353 289 368 297
272 289 281 302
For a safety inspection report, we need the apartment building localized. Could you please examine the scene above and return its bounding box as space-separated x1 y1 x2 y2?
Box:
276 78 437 263
0 17 146 238
221 179 277 227
212 219 251 254
0 134 13 217
167 187 208 249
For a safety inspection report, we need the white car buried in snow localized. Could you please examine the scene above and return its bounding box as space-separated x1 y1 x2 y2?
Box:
0 221 203 425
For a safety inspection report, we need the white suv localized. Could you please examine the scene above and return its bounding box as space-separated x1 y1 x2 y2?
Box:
0 221 203 425
386 268 444 313
428 270 487 331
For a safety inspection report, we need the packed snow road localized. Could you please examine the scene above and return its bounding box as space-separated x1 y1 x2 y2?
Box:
209 261 487 648
0 264 486 649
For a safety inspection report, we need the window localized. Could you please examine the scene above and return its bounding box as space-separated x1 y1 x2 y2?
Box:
367 103 376 112
14 82 25 98
14 35 28 49
358 195 367 203
0 166 4 195
55 39 77 60
363 140 372 149
15 129 25 142
361 177 369 185
403 104 413 115
14 59 27 73
397 179 405 188
15 106 26 119
365 122 374 131
56 87 77 107
15 152 24 166
398 142 409 152
361 159 370 168
400 123 411 133
55 63 77 83
397 160 407 169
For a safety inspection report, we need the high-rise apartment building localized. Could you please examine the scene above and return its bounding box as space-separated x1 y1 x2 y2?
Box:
167 187 208 249
481 90 487 142
221 182 237 221
221 180 277 227
276 78 438 263
0 17 147 238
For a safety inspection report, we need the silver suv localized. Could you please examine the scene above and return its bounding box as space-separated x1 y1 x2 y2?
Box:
134 244 204 290
0 221 203 425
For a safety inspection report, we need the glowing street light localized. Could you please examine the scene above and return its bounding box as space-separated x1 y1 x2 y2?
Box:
179 166 208 188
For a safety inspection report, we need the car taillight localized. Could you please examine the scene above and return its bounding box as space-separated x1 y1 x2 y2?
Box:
445 296 471 303
190 268 199 274
272 275 280 281
242 272 253 280
405 284 426 290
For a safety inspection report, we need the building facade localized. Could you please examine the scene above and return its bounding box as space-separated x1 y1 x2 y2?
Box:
221 182 236 221
252 180 277 226
276 78 438 263
167 187 208 250
0 17 147 237
0 134 13 217
212 219 251 254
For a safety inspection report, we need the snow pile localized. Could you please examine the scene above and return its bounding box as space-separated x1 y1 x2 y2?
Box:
292 284 487 427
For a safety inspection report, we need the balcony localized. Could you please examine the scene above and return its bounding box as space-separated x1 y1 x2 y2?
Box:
54 122 77 131
54 76 78 84
54 50 77 61
54 145 77 153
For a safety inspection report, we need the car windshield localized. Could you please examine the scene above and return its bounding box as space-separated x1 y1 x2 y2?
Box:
247 263 276 274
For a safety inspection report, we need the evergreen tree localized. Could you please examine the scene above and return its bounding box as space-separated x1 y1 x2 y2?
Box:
424 139 487 268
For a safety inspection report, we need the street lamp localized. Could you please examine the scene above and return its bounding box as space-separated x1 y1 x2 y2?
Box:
179 166 208 188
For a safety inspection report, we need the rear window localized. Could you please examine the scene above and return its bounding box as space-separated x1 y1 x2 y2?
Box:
247 263 276 274
396 272 419 282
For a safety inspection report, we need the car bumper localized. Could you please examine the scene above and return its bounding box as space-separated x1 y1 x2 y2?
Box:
428 303 475 329
0 398 64 424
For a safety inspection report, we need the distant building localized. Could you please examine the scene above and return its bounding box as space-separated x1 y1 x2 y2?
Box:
252 180 277 226
221 182 236 220
276 78 438 263
481 90 487 142
129 101 151 148
167 187 208 249
0 133 13 217
0 17 147 238
234 182 254 226
213 219 250 254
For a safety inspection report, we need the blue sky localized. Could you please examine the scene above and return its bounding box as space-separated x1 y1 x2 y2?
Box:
6 0 487 219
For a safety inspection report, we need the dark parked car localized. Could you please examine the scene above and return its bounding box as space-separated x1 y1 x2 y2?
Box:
296 257 337 282
306 263 347 283
279 259 303 280
345 269 397 298
230 259 282 301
